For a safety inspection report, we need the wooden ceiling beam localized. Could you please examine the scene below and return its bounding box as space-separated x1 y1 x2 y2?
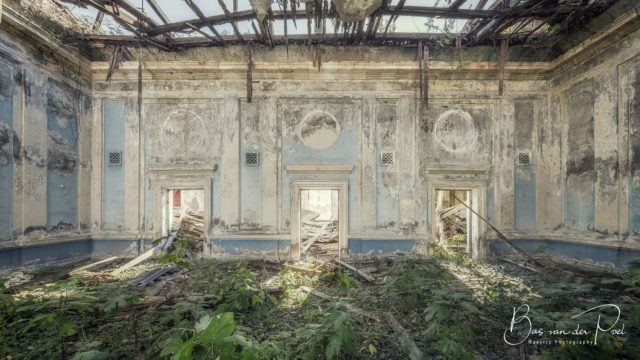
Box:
147 0 171 24
183 0 225 43
109 0 159 27
145 4 586 37
449 0 468 10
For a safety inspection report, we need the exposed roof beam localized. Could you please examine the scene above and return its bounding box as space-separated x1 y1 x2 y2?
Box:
147 0 171 24
450 0 468 10
148 7 500 36
76 32 528 47
109 0 159 27
92 11 105 32
76 0 171 50
183 0 225 43
146 4 587 37
218 0 244 41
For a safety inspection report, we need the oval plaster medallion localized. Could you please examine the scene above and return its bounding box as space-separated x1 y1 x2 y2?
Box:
161 110 206 156
298 111 341 150
433 109 477 152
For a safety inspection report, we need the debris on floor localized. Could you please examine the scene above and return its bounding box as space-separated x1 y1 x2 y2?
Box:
301 210 339 256
0 250 638 359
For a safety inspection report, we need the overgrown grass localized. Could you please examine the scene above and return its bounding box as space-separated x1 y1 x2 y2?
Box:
0 250 638 359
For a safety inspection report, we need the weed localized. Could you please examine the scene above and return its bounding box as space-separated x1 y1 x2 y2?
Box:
293 310 359 360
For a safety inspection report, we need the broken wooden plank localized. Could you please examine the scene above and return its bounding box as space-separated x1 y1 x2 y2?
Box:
331 258 375 282
92 11 105 32
452 194 544 268
111 248 156 275
69 256 118 274
387 314 424 360
300 220 331 254
131 267 172 286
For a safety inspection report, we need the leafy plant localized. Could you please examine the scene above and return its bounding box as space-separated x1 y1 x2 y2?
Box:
153 230 200 269
214 265 266 312
161 312 277 360
294 310 358 360
320 269 357 289
423 289 475 360
12 276 100 358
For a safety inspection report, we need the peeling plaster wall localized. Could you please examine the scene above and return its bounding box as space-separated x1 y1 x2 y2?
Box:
0 25 92 269
4 8 640 268
0 59 15 237
84 29 640 267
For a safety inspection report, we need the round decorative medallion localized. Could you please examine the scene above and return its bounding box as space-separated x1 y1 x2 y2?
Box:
298 111 341 150
162 110 206 155
433 109 477 152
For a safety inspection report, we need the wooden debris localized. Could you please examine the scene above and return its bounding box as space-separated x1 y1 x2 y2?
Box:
453 194 544 269
131 267 172 286
301 219 332 253
247 45 253 103
331 258 375 282
69 256 118 274
387 314 424 360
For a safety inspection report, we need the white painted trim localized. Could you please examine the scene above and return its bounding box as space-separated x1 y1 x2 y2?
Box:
148 166 216 255
290 181 348 261
285 165 354 175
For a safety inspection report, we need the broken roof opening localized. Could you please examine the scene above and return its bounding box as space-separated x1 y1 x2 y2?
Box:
50 0 619 51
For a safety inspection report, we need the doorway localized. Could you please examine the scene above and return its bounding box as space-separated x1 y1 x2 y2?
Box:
435 189 471 255
300 189 340 257
291 181 348 261
162 189 205 241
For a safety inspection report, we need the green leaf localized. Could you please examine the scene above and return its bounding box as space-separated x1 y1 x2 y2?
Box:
202 312 236 344
195 315 212 333
161 338 184 357
326 337 341 360
172 338 195 360
103 297 127 313
368 343 377 355
460 301 480 314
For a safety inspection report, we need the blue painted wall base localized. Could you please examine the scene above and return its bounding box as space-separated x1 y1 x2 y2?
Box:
489 239 640 269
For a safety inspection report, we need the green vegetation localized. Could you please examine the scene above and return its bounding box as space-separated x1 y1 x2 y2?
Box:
0 249 638 359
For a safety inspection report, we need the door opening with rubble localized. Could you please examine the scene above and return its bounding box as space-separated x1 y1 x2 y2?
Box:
162 189 206 253
434 189 474 256
300 189 340 257
291 181 348 261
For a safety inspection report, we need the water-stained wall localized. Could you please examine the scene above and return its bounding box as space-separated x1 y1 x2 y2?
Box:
46 80 79 231
3 5 640 269
0 24 92 268
0 59 15 237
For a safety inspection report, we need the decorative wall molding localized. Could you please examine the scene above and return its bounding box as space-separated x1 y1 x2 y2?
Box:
285 164 354 175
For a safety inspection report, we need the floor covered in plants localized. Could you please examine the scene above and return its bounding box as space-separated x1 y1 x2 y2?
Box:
1 249 639 360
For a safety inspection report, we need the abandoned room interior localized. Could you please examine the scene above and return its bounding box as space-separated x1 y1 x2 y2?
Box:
1 0 640 358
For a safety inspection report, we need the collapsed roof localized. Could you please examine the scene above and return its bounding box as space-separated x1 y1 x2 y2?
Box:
52 0 620 51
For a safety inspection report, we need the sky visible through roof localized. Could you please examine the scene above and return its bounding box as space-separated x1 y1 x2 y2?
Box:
62 0 490 37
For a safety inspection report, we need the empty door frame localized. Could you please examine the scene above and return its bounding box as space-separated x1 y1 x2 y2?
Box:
290 181 348 261
428 181 487 259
